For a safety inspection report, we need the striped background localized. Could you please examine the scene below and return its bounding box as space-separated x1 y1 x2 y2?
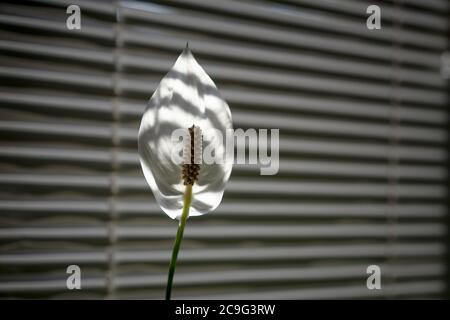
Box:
0 0 448 299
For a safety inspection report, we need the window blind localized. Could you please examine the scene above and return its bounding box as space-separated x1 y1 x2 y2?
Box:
0 0 448 299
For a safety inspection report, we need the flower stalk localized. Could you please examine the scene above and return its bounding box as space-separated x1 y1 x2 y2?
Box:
165 184 192 300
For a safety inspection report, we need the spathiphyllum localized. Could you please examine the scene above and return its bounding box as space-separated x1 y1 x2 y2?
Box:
138 44 233 300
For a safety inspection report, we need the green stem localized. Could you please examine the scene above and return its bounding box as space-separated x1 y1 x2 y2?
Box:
165 184 192 300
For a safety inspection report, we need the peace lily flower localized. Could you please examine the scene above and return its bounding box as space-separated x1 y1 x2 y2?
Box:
138 44 233 299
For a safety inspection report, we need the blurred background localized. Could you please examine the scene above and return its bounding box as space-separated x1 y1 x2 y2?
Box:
0 0 449 299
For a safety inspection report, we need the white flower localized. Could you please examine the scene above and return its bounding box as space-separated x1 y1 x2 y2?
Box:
138 45 233 219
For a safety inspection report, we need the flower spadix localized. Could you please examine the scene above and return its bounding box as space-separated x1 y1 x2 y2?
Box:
138 45 233 219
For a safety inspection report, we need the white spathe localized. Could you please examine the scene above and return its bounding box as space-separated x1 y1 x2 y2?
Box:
138 45 233 219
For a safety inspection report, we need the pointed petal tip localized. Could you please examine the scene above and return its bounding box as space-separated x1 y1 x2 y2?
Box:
182 42 191 55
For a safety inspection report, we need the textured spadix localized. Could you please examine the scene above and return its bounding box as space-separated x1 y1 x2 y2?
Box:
138 45 233 219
